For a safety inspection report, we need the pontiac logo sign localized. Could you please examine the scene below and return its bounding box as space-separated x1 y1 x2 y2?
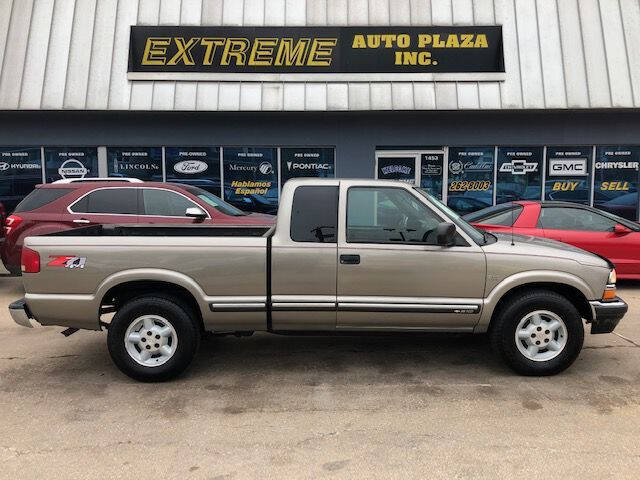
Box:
173 160 208 174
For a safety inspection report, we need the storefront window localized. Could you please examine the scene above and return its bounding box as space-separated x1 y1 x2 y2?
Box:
594 146 639 220
447 147 494 214
420 153 444 199
222 147 278 214
280 147 335 187
107 147 163 181
544 146 592 205
0 147 42 213
376 156 416 183
44 147 98 183
165 147 221 196
496 147 542 203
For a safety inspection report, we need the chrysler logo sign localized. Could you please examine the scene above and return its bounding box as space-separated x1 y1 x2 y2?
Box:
549 158 587 176
173 160 208 174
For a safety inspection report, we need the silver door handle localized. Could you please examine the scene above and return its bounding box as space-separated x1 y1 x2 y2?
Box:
73 219 91 224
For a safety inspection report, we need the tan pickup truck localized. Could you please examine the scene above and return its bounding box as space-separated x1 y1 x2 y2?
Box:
9 179 627 381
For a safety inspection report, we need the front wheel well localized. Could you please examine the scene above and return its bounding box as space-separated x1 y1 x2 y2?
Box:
489 283 593 329
100 280 203 331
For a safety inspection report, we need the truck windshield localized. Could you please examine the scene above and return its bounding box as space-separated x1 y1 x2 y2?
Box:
414 188 490 245
182 186 247 216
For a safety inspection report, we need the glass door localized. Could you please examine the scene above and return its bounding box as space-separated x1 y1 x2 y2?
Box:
375 152 419 185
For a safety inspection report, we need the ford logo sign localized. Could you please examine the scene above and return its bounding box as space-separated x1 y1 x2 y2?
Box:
173 160 208 174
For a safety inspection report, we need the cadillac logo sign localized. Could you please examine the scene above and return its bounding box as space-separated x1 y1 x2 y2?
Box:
173 160 208 174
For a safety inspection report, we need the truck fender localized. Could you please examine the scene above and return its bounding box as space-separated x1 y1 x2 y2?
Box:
95 268 209 313
475 270 595 333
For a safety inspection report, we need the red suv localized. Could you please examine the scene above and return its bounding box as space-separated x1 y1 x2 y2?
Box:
1 179 275 275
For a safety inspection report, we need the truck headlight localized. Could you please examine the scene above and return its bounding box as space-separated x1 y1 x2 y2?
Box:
602 269 617 301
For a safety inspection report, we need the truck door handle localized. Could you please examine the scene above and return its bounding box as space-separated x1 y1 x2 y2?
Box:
340 254 360 265
73 219 91 224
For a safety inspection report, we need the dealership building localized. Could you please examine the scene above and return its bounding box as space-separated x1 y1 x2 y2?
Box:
1 0 640 219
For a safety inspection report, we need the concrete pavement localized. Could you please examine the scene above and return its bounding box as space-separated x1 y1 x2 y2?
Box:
1 274 639 479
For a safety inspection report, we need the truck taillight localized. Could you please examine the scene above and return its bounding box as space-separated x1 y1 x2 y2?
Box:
21 247 40 273
5 214 22 235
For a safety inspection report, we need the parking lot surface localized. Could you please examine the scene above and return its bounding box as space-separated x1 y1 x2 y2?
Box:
1 274 640 479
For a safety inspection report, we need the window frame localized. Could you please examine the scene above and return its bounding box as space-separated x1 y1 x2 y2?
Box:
345 186 452 246
67 186 210 219
67 187 140 216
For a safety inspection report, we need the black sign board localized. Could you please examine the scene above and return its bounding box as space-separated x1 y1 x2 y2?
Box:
447 147 494 214
280 147 335 187
0 147 42 213
165 147 221 195
496 147 542 203
129 26 504 75
44 147 98 183
594 146 639 220
107 147 163 181
544 146 592 205
420 153 444 199
377 157 416 183
223 147 278 214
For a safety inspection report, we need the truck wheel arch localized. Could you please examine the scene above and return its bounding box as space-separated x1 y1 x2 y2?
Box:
477 274 595 333
97 270 206 331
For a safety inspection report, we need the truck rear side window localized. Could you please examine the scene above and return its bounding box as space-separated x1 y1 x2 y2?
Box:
290 186 338 243
14 188 73 213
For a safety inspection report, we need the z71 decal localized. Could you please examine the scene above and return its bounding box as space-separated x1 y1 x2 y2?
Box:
47 256 87 269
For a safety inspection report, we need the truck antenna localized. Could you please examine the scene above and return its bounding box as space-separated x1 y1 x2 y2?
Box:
511 200 515 246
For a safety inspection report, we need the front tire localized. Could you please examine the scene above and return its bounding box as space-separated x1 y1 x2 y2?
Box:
490 290 584 376
107 296 201 382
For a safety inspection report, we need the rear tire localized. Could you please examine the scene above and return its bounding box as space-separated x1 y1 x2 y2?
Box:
107 295 201 382
490 290 584 376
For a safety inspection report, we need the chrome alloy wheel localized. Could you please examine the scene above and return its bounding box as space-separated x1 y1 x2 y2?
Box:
515 310 568 362
124 315 178 367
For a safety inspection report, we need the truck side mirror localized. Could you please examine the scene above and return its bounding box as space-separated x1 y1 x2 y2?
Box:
436 222 456 246
185 207 207 222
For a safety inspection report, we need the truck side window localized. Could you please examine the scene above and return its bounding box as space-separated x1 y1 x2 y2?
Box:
347 187 442 244
290 186 338 243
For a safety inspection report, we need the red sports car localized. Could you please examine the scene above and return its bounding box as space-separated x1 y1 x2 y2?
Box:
464 201 640 279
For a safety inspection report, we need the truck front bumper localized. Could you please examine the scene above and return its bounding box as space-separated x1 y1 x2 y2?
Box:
589 298 628 334
9 298 37 328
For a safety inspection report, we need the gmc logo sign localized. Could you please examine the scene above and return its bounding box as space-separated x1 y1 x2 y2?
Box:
548 158 588 176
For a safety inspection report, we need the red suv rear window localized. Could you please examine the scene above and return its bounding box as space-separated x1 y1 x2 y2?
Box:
14 188 73 213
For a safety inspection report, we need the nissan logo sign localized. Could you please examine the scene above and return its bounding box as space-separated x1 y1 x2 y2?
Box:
58 158 88 179
173 160 208 174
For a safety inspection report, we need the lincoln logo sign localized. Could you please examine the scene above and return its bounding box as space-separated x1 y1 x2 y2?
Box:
128 26 504 81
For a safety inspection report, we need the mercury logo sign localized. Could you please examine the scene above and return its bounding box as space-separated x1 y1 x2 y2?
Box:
258 162 273 175
499 159 538 175
173 160 208 174
286 161 331 170
58 158 88 179
549 158 587 176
